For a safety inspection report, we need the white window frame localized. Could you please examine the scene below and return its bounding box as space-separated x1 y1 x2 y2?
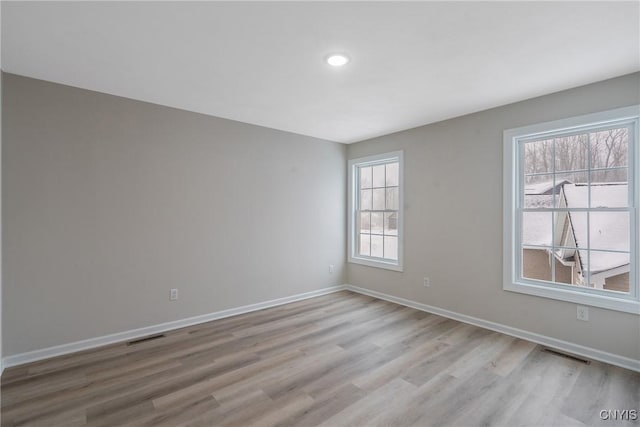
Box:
503 105 640 314
348 151 404 272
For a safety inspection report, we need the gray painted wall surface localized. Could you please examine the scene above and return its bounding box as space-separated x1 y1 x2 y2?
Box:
347 72 640 361
3 71 639 362
1 3 3 370
2 74 346 356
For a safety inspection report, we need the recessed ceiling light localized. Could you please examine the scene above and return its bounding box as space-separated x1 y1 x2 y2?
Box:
326 54 350 67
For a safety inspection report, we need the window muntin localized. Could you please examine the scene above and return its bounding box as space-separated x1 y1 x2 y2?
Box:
348 152 403 271
504 106 639 313
520 126 632 293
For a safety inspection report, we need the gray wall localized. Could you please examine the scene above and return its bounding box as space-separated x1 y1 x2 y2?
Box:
347 72 640 361
0 3 3 372
3 70 639 362
2 73 346 356
0 71 3 371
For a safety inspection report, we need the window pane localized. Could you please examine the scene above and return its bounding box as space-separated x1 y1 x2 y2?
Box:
552 252 580 287
523 139 554 174
386 162 399 186
384 212 398 236
386 187 399 210
591 168 628 185
522 212 552 247
371 212 383 235
384 236 398 260
589 212 629 252
524 174 556 209
557 180 588 209
359 234 370 256
359 212 371 233
360 167 372 189
590 127 628 169
564 211 587 249
360 189 372 211
372 165 385 188
554 133 588 172
587 250 630 292
553 211 587 287
524 174 555 195
522 248 551 281
589 178 628 208
371 235 384 258
593 252 630 293
372 188 385 210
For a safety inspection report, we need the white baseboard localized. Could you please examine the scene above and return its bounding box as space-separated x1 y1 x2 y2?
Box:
345 284 640 372
2 285 347 370
4 283 637 373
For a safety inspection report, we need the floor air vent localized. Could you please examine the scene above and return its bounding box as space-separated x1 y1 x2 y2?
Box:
127 334 166 346
542 347 591 364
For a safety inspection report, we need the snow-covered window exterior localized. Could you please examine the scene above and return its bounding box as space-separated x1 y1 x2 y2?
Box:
504 106 640 314
348 151 403 271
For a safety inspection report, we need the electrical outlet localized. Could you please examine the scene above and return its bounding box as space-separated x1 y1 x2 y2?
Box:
577 305 589 321
329 264 334 274
423 277 430 287
170 288 179 301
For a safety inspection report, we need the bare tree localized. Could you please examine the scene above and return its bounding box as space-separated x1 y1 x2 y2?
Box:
524 128 628 184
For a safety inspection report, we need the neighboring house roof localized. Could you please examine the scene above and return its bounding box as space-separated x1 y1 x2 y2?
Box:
522 181 629 275
525 179 571 196
522 212 552 247
522 181 555 247
563 183 630 273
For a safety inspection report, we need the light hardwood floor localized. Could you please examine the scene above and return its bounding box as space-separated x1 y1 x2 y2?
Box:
1 291 639 426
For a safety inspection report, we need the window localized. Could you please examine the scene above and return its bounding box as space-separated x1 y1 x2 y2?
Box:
504 106 639 314
348 151 403 271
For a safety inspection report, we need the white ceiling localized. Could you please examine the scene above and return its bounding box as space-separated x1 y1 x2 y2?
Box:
2 1 639 143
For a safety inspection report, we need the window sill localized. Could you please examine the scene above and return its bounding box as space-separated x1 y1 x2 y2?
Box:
505 280 640 314
348 256 403 272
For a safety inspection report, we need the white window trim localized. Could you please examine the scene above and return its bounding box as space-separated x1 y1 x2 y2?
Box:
348 151 404 272
503 105 640 314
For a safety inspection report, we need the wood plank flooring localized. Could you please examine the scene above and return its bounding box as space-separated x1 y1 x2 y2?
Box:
1 291 639 426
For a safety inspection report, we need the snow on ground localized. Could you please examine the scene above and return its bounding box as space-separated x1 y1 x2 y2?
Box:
523 194 555 209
